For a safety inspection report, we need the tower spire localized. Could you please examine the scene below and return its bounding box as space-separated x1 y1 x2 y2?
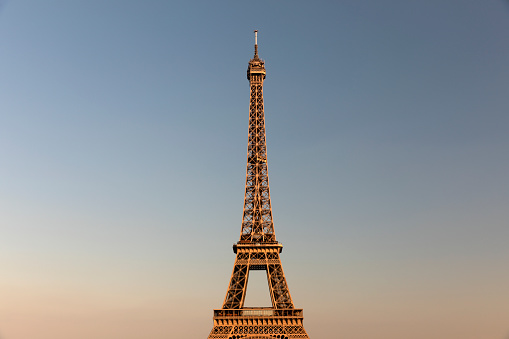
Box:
254 29 258 57
243 30 270 242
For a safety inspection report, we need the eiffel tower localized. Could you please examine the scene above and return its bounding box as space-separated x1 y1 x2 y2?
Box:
207 31 310 339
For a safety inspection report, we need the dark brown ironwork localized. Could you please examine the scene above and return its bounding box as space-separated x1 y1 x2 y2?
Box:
207 31 310 339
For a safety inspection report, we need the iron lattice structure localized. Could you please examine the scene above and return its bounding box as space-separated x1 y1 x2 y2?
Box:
207 31 310 339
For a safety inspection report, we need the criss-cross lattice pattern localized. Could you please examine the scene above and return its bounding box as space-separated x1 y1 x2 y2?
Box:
207 324 309 339
222 247 293 309
240 51 275 244
207 34 310 339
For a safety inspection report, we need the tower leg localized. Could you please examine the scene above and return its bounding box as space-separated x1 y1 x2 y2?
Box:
222 252 250 309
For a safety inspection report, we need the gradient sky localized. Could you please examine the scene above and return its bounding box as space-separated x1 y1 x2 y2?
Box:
1 1 508 339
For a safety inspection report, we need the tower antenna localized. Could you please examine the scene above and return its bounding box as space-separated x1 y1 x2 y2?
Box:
254 30 258 56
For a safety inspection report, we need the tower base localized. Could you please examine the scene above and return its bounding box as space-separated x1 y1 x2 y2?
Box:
207 308 310 339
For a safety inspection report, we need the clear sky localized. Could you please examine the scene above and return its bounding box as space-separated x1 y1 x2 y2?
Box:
1 1 508 339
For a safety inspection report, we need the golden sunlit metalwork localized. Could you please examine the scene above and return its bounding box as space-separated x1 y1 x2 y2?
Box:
207 31 310 339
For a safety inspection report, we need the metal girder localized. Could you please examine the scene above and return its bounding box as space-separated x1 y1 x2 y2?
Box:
222 246 293 310
207 32 310 339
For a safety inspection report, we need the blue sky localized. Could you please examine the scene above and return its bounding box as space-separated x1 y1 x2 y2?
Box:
1 1 508 338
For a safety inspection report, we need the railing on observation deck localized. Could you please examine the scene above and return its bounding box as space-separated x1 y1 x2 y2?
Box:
214 308 303 318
